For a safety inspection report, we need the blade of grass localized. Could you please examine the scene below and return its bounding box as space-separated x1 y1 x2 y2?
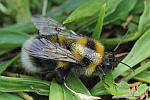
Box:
5 21 36 33
130 0 144 15
0 76 50 96
104 0 138 25
120 61 150 82
49 71 91 100
49 80 63 100
91 71 126 96
138 0 150 33
90 81 109 96
0 3 11 15
113 29 150 78
0 29 30 49
0 54 20 74
101 31 141 46
92 3 106 40
65 72 92 99
105 0 123 16
63 0 105 24
62 85 78 100
47 0 88 17
103 71 125 96
0 92 23 100
6 0 31 23
66 72 91 95
133 71 150 84
0 49 14 56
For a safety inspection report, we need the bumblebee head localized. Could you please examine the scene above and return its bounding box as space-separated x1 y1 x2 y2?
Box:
97 31 134 77
97 51 133 80
103 52 117 69
97 52 116 76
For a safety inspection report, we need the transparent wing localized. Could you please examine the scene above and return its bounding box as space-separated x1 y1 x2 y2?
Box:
24 38 78 63
31 15 79 39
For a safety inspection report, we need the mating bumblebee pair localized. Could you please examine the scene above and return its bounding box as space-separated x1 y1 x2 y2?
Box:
21 15 126 84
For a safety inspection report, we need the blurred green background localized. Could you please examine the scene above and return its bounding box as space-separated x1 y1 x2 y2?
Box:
0 0 150 100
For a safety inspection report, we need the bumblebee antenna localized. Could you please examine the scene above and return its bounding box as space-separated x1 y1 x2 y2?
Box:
112 31 134 71
116 61 134 72
113 30 129 52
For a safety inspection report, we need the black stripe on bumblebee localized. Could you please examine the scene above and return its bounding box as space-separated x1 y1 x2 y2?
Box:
21 15 132 84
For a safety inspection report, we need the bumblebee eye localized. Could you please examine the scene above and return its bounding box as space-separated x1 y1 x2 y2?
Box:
80 57 91 67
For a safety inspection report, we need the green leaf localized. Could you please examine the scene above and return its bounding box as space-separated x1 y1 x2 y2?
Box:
0 76 50 96
138 0 150 33
91 72 127 96
0 29 30 49
5 21 36 33
133 71 150 84
48 0 88 18
62 85 78 100
128 22 138 33
130 0 144 15
92 3 106 40
112 81 134 99
120 61 150 82
105 0 123 16
101 31 141 46
49 80 63 100
134 84 148 96
115 81 132 97
6 0 31 23
104 0 138 25
90 81 109 96
0 49 13 56
104 71 125 96
66 72 91 95
0 92 23 100
0 54 20 74
64 72 91 100
113 29 150 78
49 72 91 100
146 98 150 100
63 0 105 24
0 3 11 15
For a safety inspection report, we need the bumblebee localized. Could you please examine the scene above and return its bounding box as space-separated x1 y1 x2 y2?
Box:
21 15 120 84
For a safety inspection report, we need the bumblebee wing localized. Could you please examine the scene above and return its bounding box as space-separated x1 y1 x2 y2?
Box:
24 38 78 63
31 15 64 35
31 15 79 39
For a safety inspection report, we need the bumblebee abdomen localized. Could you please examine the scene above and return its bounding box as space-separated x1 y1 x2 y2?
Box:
71 37 105 75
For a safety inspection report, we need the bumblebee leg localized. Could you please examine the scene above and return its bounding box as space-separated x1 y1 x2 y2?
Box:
97 66 110 87
55 67 70 84
97 66 106 80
